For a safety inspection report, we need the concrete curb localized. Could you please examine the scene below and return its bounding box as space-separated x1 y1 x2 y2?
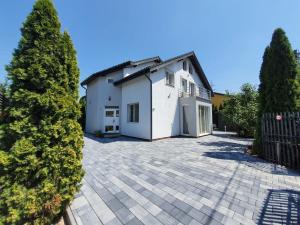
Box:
64 206 77 225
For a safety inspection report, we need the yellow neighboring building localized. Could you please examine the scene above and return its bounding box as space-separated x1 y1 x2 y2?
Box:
212 92 229 110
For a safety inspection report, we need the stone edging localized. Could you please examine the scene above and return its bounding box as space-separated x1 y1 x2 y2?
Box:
63 206 77 225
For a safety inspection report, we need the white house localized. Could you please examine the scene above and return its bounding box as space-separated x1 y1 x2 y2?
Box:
81 51 213 141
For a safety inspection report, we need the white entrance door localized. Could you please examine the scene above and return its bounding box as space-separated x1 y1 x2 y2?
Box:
104 108 120 133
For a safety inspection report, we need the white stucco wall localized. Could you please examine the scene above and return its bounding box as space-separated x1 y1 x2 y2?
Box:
85 57 211 140
85 70 123 134
120 76 151 139
180 97 197 136
86 79 100 133
151 58 207 139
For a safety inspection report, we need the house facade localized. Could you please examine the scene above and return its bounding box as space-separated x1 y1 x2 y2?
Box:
81 52 213 140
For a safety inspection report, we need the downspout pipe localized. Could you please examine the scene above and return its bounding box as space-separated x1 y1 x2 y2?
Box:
81 84 87 133
144 73 153 141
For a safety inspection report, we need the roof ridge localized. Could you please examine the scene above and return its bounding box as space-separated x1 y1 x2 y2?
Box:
114 51 213 93
133 56 161 65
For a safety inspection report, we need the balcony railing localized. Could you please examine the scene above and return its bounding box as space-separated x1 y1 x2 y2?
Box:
179 86 211 101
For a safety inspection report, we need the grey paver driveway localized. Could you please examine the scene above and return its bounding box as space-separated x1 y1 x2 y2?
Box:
70 132 300 225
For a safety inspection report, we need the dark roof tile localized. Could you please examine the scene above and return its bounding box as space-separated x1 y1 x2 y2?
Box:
114 51 213 92
81 56 161 86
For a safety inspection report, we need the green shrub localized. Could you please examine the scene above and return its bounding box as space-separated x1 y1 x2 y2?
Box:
95 130 103 137
221 84 258 137
0 0 84 224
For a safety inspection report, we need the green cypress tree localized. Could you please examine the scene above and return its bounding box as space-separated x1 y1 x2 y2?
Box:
265 28 299 112
254 28 300 154
0 0 83 224
61 31 80 99
253 47 271 153
79 96 86 131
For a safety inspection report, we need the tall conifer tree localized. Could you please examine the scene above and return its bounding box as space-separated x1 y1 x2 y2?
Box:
254 47 271 151
254 28 300 154
0 0 83 224
265 28 299 112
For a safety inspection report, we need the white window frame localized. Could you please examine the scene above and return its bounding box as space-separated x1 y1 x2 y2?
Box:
105 110 114 117
189 63 193 74
183 61 187 71
165 70 175 87
127 103 139 123
107 78 114 84
189 82 195 96
181 78 188 93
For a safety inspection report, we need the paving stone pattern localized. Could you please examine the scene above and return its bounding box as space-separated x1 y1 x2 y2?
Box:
70 132 300 225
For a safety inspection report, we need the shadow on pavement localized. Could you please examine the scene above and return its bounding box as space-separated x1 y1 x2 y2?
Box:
199 141 246 151
257 189 300 225
84 133 145 144
201 140 300 176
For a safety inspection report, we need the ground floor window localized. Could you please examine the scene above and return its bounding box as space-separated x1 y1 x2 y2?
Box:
128 103 139 123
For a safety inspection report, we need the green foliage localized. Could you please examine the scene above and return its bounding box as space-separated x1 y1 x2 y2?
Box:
296 65 300 109
0 81 9 124
95 130 103 138
254 28 300 154
221 84 258 137
264 28 299 112
0 82 8 96
79 96 86 131
253 47 271 153
0 0 84 224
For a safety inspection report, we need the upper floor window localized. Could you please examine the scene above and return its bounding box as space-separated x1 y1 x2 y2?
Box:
189 63 193 74
183 61 187 71
181 78 188 92
166 71 175 87
128 103 139 123
190 82 195 96
107 78 114 84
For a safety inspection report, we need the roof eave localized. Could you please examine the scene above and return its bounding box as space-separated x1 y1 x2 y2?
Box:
114 67 150 86
81 61 132 86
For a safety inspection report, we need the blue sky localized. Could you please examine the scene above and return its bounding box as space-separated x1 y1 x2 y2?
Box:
1 0 300 96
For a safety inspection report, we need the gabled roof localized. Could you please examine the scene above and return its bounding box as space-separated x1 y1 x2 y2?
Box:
81 56 161 85
114 51 213 92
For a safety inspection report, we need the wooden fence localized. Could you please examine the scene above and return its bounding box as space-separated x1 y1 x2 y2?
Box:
262 112 300 169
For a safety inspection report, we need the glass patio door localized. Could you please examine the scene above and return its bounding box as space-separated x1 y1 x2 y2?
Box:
198 105 210 134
